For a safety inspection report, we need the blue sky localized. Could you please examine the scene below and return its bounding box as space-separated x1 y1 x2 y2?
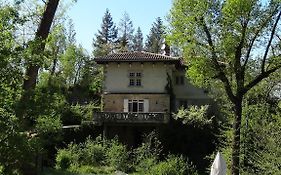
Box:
67 0 173 54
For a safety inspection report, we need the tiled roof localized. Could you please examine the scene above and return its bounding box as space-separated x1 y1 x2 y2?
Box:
95 51 180 63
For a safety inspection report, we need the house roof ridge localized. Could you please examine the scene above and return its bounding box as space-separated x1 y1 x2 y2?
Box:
94 51 179 63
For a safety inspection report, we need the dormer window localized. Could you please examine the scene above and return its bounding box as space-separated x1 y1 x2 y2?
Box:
129 72 142 87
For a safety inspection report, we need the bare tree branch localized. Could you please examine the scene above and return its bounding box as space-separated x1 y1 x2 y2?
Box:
261 11 281 73
276 34 281 41
243 7 279 81
243 13 274 69
243 64 281 94
200 18 236 102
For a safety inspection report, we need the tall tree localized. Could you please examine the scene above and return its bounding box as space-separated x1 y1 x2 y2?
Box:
168 0 281 174
23 0 60 90
132 27 143 51
117 12 134 51
46 24 66 76
93 9 117 57
145 17 165 53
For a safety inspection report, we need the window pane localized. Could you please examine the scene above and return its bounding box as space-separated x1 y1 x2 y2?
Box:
129 72 135 77
129 79 135 86
136 79 141 86
128 102 133 112
138 102 144 112
136 72 142 77
133 102 138 112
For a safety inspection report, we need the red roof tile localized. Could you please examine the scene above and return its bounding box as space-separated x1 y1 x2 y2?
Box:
95 51 180 63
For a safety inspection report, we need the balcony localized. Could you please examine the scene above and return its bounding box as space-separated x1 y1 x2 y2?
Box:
93 112 169 124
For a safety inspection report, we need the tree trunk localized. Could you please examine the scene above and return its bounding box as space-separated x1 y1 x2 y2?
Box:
23 0 60 90
231 98 243 175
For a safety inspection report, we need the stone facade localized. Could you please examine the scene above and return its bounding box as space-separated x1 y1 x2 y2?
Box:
103 93 170 113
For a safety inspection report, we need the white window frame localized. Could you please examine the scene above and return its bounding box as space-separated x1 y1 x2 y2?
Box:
128 72 142 87
124 99 149 113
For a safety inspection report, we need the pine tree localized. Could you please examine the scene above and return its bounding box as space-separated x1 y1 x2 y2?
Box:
93 9 117 57
132 27 143 51
145 17 165 53
117 12 134 52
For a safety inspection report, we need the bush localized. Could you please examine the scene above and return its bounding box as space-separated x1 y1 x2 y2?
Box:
135 157 157 173
149 155 198 175
106 140 131 172
55 143 81 170
55 149 72 170
134 131 162 173
55 136 199 175
82 136 106 166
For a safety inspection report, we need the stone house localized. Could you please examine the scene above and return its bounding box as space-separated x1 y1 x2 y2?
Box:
93 51 211 145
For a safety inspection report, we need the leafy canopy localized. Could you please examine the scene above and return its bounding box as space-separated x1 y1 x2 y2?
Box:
168 0 281 97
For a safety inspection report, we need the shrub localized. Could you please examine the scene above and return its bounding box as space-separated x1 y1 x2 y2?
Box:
55 143 81 170
149 155 198 175
134 131 162 172
106 140 131 172
82 136 106 166
135 157 157 173
55 149 72 170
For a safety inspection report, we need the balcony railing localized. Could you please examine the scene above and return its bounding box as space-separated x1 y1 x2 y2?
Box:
93 112 169 124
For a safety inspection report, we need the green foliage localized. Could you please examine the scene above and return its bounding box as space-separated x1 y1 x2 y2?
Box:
36 114 62 134
148 155 198 175
169 1 281 173
239 101 281 175
133 131 162 173
106 139 131 172
145 17 165 53
56 136 108 172
132 27 143 51
55 149 73 170
60 45 85 85
22 88 66 123
56 143 81 170
0 108 30 175
82 136 106 166
173 105 213 128
93 9 118 57
117 12 134 51
55 135 198 174
0 165 3 175
80 61 103 95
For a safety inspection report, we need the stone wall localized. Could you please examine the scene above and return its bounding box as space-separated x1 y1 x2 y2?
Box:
103 93 170 112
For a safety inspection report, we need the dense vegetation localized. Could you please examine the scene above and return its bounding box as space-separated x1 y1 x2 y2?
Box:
0 0 280 175
54 134 198 175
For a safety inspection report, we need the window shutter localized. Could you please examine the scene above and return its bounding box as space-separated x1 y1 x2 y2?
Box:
144 99 149 112
124 99 128 112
